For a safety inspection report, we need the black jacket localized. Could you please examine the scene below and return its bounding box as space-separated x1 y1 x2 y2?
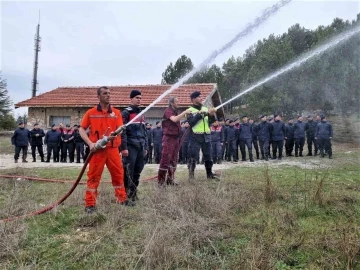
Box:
225 126 238 142
305 120 317 138
293 121 305 139
74 130 85 143
285 123 295 139
238 123 252 141
257 121 271 141
271 120 285 141
152 127 163 145
30 128 45 146
11 128 30 147
121 105 148 151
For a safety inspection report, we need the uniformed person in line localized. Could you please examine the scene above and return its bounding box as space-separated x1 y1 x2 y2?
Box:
249 118 260 160
285 118 295 156
315 115 333 159
257 115 271 161
305 115 318 156
270 114 286 160
186 91 218 180
210 119 224 164
238 115 254 162
293 116 306 157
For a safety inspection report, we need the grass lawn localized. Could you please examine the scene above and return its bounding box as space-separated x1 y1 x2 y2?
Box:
0 138 359 269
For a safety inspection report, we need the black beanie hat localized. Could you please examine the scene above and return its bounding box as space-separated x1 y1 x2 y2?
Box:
190 91 201 99
130 89 141 99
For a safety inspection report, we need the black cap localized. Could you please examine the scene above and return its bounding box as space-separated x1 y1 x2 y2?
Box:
307 114 313 118
34 123 39 126
320 115 326 120
229 120 234 123
288 118 294 121
241 115 247 119
218 117 224 121
73 124 78 127
130 89 141 99
268 117 273 121
66 124 71 127
190 91 201 99
274 114 280 118
18 121 24 125
259 115 266 119
297 115 302 119
51 124 56 127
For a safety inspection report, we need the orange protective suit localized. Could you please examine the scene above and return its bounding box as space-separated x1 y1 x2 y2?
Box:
81 104 127 207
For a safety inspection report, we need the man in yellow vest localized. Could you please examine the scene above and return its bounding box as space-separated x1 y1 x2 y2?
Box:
186 91 219 180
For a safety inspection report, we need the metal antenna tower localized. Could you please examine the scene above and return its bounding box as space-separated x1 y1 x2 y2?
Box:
32 11 41 98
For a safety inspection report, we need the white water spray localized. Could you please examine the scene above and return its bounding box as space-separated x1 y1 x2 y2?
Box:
126 0 292 125
215 25 360 110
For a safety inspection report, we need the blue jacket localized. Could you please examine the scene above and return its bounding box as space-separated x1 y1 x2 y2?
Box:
251 123 258 140
238 123 252 141
316 121 333 139
257 121 271 141
11 128 30 147
225 126 238 142
30 128 45 146
45 129 61 145
271 120 285 141
152 127 163 145
285 123 295 139
293 121 305 139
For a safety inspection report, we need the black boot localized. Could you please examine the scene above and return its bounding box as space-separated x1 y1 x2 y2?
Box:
188 160 196 181
249 153 254 162
32 158 36 162
205 161 219 181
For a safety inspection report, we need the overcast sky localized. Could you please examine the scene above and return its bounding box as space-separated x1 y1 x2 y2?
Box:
1 0 359 116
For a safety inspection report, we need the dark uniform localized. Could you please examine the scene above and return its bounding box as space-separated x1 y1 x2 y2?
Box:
210 124 224 164
293 119 305 157
225 122 238 162
250 121 260 159
257 117 271 161
222 120 229 160
73 126 85 163
121 103 148 200
44 124 61 162
62 125 75 162
285 121 295 156
270 119 285 160
11 123 30 163
152 125 163 164
180 124 190 164
145 124 153 164
316 117 333 158
305 117 318 156
30 124 45 162
238 122 253 162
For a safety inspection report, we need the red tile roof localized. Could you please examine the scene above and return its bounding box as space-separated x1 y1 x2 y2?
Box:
15 84 218 108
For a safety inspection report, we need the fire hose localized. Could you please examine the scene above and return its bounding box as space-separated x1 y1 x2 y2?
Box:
0 125 128 222
0 118 219 222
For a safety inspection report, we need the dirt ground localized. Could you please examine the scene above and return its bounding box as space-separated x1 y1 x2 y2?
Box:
0 153 336 172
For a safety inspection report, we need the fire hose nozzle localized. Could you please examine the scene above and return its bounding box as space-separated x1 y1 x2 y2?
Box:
111 125 126 136
93 136 109 151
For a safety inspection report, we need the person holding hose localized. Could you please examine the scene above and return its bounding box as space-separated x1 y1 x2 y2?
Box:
79 86 134 214
186 91 219 181
157 97 191 186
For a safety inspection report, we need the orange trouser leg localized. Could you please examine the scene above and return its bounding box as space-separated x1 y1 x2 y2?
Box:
106 147 127 203
85 150 106 207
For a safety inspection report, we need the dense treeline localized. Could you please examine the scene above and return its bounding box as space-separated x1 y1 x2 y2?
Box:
162 14 360 118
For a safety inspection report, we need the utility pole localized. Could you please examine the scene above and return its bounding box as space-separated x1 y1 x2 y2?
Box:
32 11 41 98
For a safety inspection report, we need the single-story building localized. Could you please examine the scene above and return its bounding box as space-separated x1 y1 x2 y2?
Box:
15 83 224 129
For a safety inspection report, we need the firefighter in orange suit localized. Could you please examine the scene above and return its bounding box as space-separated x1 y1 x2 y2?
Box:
79 86 135 214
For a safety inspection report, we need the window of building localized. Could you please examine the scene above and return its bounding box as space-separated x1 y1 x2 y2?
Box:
49 116 71 127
